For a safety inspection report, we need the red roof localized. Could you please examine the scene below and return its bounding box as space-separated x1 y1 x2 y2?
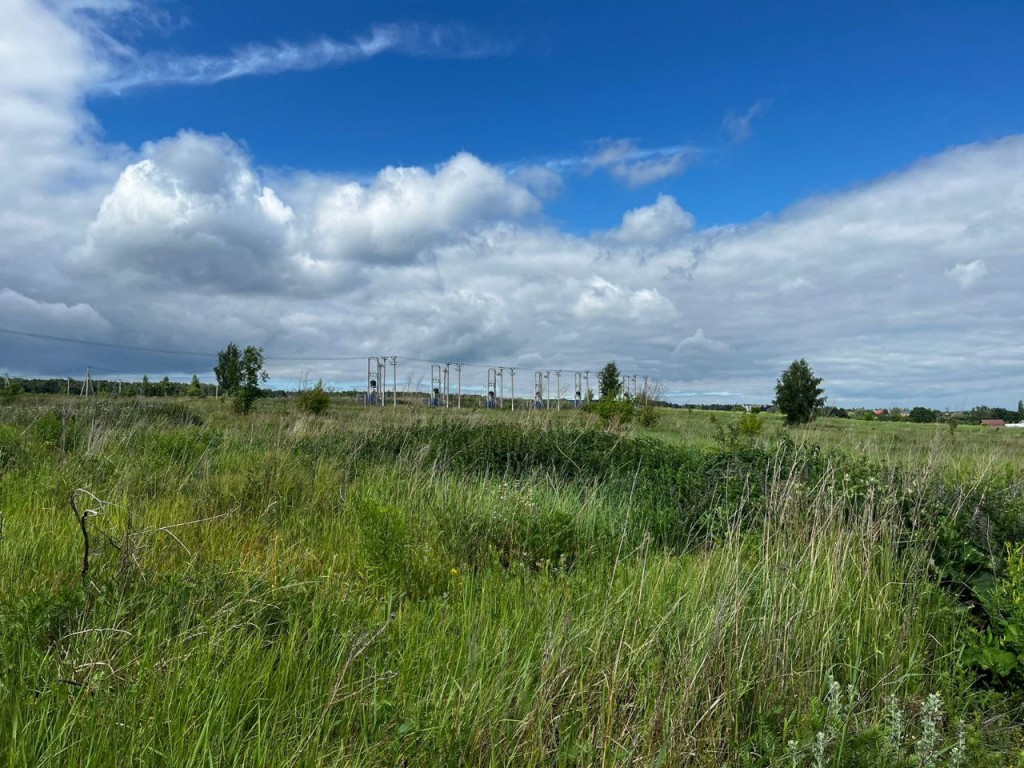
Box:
981 419 1005 427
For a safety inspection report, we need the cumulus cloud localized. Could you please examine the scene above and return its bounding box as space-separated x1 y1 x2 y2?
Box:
83 132 295 291
0 0 127 296
572 277 675 321
80 136 542 293
614 195 695 243
308 152 540 268
584 139 698 186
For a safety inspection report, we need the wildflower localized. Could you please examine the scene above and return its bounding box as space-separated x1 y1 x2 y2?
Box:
449 568 459 576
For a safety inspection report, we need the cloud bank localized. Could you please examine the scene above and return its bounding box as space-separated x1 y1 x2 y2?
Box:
3 1 1024 408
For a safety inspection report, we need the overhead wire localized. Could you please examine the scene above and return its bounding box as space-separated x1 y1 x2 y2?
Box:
1 326 640 383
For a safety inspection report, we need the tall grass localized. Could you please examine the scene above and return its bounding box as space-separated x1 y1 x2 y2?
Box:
0 397 1020 765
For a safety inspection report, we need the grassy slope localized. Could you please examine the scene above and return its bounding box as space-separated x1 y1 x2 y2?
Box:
0 396 1021 766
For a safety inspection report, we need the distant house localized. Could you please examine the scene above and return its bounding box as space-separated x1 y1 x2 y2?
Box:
980 419 1006 428
1005 422 1024 429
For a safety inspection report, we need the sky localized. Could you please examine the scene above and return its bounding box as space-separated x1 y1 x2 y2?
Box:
1 0 1023 407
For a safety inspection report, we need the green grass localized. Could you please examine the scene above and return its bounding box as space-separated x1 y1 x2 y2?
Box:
1 395 1022 765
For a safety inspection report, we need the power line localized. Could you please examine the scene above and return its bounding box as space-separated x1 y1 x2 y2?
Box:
0 326 645 382
0 327 364 363
0 327 217 358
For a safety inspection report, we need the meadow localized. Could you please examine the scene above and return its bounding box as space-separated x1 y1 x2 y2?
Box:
1 395 1023 766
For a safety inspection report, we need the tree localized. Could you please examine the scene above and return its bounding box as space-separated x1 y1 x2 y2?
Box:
141 374 150 396
909 406 939 424
188 374 203 397
214 343 242 394
598 362 623 401
238 346 268 413
774 359 825 425
214 342 268 413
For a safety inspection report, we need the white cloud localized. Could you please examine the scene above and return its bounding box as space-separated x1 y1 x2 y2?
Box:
81 137 541 292
673 329 729 354
584 139 698 186
308 152 540 268
723 99 771 144
614 195 695 243
83 131 296 291
572 277 676 321
94 22 508 94
945 259 987 288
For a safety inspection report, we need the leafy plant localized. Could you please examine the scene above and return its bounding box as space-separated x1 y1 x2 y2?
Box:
968 542 1024 686
296 379 332 415
585 395 635 426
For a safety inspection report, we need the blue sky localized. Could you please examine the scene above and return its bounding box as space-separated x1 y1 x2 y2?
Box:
87 1 1024 229
2 0 1024 406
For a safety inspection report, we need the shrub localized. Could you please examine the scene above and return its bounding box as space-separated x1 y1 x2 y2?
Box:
586 397 635 425
0 382 22 404
735 410 764 438
636 403 659 426
296 380 332 415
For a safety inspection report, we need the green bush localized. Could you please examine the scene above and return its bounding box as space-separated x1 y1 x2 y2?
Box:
735 410 764 438
296 380 331 415
585 397 635 425
0 382 22 404
636 403 659 426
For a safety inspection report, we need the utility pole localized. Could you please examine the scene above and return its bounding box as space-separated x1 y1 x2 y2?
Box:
455 363 462 409
555 370 562 410
390 356 398 406
509 368 516 411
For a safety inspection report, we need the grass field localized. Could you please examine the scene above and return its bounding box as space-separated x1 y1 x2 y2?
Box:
1 395 1023 766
